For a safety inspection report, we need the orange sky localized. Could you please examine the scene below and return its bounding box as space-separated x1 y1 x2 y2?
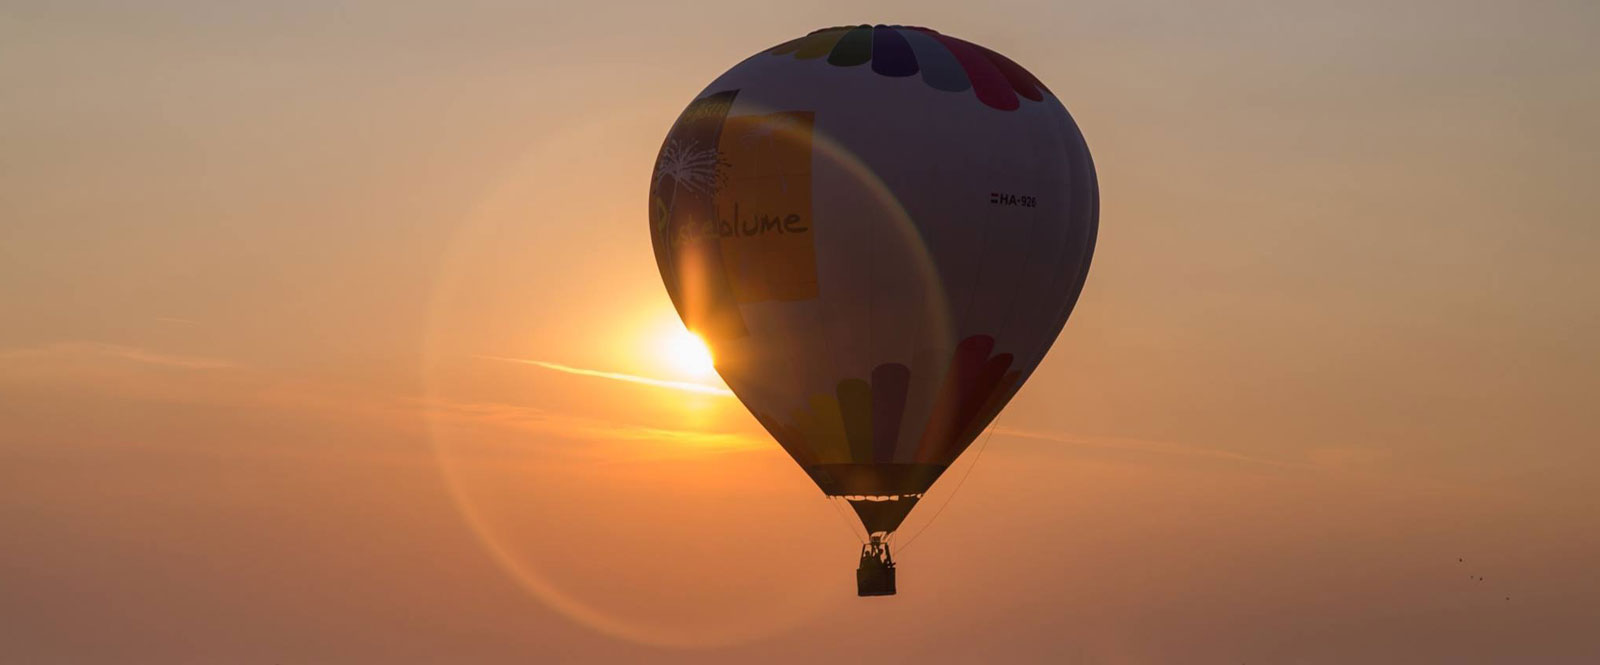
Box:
3 1 1598 662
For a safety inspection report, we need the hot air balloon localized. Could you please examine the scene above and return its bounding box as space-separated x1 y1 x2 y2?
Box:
649 25 1098 596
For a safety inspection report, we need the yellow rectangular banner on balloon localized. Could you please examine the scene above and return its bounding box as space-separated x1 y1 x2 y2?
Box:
714 111 819 303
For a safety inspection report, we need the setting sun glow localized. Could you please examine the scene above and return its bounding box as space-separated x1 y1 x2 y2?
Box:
662 327 716 378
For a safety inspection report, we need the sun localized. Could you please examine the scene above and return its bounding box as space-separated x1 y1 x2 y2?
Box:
661 327 716 378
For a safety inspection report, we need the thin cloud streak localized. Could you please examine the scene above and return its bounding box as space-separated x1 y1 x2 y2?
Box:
423 398 767 459
477 357 1315 468
994 426 1316 471
476 355 735 396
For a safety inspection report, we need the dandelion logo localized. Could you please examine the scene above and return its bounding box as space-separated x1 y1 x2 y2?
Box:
653 139 727 196
652 138 729 239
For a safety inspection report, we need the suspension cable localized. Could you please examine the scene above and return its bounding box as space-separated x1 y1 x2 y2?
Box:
895 418 1003 555
828 496 866 545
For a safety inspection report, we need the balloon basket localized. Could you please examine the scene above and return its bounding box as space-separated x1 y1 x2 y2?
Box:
856 538 897 597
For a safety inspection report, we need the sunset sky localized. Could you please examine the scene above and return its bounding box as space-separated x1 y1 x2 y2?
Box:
3 1 1599 662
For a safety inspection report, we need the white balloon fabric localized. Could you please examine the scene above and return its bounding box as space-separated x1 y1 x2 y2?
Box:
650 25 1097 536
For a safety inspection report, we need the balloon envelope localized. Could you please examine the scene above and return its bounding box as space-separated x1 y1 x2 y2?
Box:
650 25 1097 535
